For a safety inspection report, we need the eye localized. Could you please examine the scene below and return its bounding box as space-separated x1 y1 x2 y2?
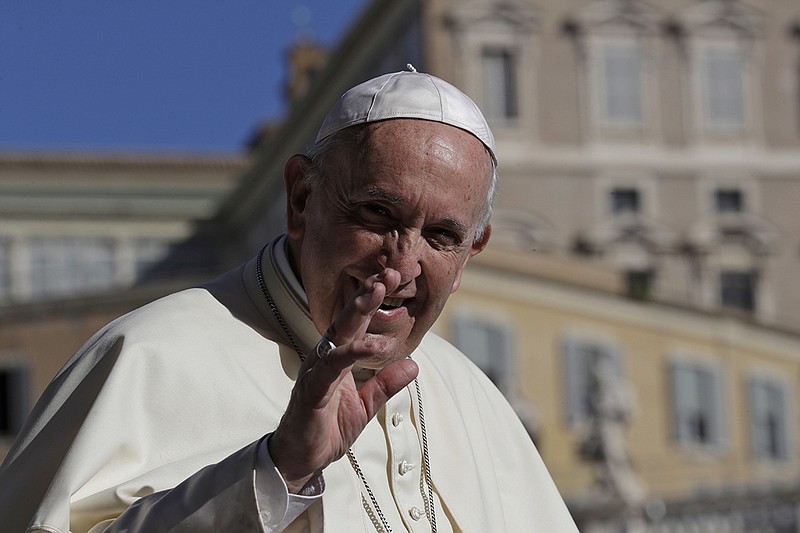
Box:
354 203 396 229
363 203 390 218
425 227 462 249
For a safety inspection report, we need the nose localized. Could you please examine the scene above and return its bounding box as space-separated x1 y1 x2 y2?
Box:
377 230 423 284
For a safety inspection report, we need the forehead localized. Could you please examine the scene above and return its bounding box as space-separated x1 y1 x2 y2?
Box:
346 119 492 192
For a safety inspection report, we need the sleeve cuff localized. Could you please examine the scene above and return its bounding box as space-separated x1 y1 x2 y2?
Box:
254 434 325 531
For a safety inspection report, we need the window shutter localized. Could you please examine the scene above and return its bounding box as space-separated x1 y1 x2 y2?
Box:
707 367 725 446
773 384 789 459
749 378 766 457
453 316 513 392
670 362 690 443
564 336 585 424
704 46 746 129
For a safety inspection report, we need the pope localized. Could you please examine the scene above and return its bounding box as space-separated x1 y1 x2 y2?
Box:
0 66 579 532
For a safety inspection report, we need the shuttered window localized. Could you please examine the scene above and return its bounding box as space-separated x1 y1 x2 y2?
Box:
700 43 747 131
670 360 725 446
749 376 791 460
596 39 644 128
482 47 519 123
563 335 621 424
453 315 514 394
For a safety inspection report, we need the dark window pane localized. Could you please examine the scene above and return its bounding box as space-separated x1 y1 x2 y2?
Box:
715 188 744 213
0 367 28 437
720 271 756 311
626 270 654 300
611 188 640 215
482 48 519 121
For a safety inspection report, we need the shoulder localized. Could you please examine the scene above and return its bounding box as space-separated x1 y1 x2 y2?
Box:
51 289 232 378
105 288 231 340
62 280 273 383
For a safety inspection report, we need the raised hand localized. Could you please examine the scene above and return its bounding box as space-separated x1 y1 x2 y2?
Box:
268 268 420 493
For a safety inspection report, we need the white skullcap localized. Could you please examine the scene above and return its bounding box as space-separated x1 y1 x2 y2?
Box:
315 64 497 164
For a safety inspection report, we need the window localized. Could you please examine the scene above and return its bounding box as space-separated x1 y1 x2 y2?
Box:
670 360 724 446
0 366 28 438
134 238 172 279
596 40 644 128
611 187 641 215
700 43 747 131
481 48 519 123
626 270 654 300
28 236 116 300
564 335 620 424
453 315 514 393
748 376 791 460
715 188 744 213
720 270 757 312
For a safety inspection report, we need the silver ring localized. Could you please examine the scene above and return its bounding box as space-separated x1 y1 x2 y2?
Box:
314 337 335 360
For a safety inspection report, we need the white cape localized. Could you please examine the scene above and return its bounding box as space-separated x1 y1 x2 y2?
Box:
0 240 578 532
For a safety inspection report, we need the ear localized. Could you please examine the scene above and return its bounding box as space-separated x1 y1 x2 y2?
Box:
284 155 312 241
450 224 492 294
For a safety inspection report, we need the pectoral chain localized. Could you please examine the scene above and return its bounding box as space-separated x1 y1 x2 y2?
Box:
256 245 437 532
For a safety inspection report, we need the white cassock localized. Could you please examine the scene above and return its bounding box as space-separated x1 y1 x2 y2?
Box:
0 237 579 533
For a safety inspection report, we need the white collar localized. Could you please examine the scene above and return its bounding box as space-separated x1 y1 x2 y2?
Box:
272 234 309 308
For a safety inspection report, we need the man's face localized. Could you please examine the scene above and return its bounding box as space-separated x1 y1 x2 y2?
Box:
285 119 493 368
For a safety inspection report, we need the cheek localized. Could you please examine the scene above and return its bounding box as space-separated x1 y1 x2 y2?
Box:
440 256 470 295
425 260 459 297
306 229 384 287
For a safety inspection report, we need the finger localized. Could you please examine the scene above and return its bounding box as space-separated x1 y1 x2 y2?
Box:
358 358 419 419
297 340 380 405
326 269 401 346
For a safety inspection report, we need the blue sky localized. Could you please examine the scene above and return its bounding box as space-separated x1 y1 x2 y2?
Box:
0 1 368 153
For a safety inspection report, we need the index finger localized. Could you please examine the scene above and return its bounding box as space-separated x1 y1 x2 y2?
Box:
325 268 401 347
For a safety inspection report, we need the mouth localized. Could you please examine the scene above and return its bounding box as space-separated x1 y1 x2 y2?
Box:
379 296 406 311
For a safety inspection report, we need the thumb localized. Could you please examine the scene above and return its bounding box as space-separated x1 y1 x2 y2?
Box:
358 358 419 419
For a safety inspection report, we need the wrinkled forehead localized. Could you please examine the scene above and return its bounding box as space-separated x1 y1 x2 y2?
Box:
361 119 492 168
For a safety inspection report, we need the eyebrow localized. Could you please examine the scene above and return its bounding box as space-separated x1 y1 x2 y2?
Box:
439 217 470 238
365 186 403 204
363 185 471 237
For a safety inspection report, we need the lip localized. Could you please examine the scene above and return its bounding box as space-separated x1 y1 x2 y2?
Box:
374 304 408 320
367 304 411 337
370 294 417 333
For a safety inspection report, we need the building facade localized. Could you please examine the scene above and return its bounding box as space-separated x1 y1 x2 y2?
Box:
439 247 800 531
425 0 800 334
417 1 800 528
0 152 245 304
2 0 800 530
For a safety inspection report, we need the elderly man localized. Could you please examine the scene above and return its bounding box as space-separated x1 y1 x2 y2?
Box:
0 67 578 532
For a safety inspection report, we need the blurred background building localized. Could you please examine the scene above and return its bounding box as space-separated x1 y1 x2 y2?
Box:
2 0 800 531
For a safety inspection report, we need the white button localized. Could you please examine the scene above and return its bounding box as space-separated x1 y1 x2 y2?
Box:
398 460 414 475
391 413 404 426
261 510 272 523
409 507 424 521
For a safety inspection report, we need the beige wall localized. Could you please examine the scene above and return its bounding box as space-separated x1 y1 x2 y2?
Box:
434 247 800 503
422 0 800 334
